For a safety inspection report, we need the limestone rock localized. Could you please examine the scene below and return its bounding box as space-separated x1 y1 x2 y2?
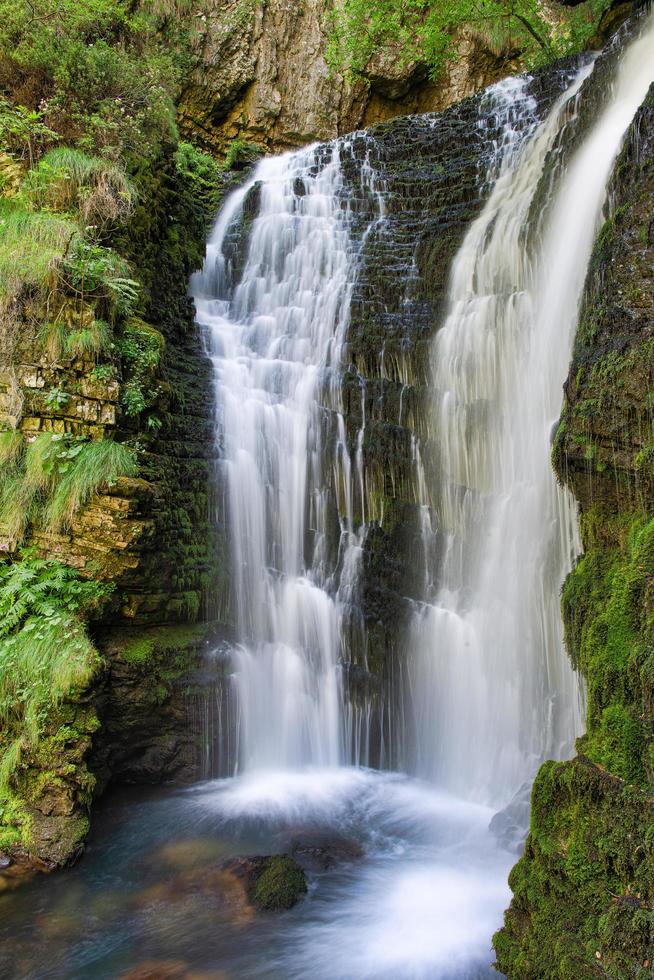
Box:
177 0 515 155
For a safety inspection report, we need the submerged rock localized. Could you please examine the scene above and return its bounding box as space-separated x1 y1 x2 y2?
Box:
222 854 308 911
134 852 307 918
290 833 364 870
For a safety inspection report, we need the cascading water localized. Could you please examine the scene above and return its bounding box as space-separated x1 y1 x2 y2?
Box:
3 17 654 980
409 69 590 804
411 12 654 816
192 143 380 772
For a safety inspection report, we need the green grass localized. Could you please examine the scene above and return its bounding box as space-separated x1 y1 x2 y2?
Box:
22 147 135 226
0 434 56 542
45 439 138 532
0 199 78 299
0 430 23 467
0 435 138 541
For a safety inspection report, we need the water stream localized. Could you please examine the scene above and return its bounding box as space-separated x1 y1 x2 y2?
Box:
2 13 654 979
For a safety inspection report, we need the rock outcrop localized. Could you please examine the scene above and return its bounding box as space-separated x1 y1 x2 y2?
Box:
176 0 517 155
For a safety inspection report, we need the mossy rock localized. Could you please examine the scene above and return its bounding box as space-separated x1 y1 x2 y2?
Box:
223 854 308 911
249 855 308 911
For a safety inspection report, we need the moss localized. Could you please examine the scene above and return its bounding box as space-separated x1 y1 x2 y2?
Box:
250 855 308 911
495 758 654 979
121 635 155 665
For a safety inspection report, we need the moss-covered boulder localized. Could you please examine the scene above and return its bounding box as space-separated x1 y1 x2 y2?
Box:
224 854 308 911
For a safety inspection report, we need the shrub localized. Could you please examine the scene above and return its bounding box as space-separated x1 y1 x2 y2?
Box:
0 0 181 159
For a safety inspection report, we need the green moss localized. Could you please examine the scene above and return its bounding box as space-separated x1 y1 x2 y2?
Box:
250 856 308 911
495 758 654 979
122 635 156 665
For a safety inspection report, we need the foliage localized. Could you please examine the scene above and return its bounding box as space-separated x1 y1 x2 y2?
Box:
224 138 262 170
327 0 611 81
0 198 76 300
175 141 223 216
0 0 182 160
0 550 109 640
0 434 137 541
0 551 109 791
0 430 24 467
22 147 135 228
60 238 139 321
41 311 112 363
45 439 138 532
118 317 164 417
0 99 59 166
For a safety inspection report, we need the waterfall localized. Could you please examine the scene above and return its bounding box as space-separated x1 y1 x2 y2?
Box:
193 11 654 796
411 13 654 807
192 143 380 773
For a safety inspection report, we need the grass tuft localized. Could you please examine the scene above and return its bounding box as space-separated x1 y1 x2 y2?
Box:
45 440 137 532
22 147 135 227
0 199 78 299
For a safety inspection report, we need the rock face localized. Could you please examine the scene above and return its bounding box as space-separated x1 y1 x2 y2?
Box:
176 0 516 154
494 79 654 980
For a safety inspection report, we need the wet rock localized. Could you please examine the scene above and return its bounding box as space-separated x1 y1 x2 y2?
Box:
290 833 364 870
134 853 306 918
147 837 230 872
222 854 308 911
120 966 228 980
119 961 190 980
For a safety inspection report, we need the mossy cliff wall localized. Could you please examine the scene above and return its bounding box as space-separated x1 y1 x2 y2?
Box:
0 147 239 871
495 84 654 979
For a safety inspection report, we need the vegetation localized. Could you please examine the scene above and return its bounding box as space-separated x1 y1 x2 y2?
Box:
0 433 137 542
0 0 230 866
0 0 182 161
117 318 165 417
0 551 109 848
327 0 611 80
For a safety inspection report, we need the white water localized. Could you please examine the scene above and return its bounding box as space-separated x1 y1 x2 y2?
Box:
411 15 654 810
189 15 654 976
193 143 380 772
